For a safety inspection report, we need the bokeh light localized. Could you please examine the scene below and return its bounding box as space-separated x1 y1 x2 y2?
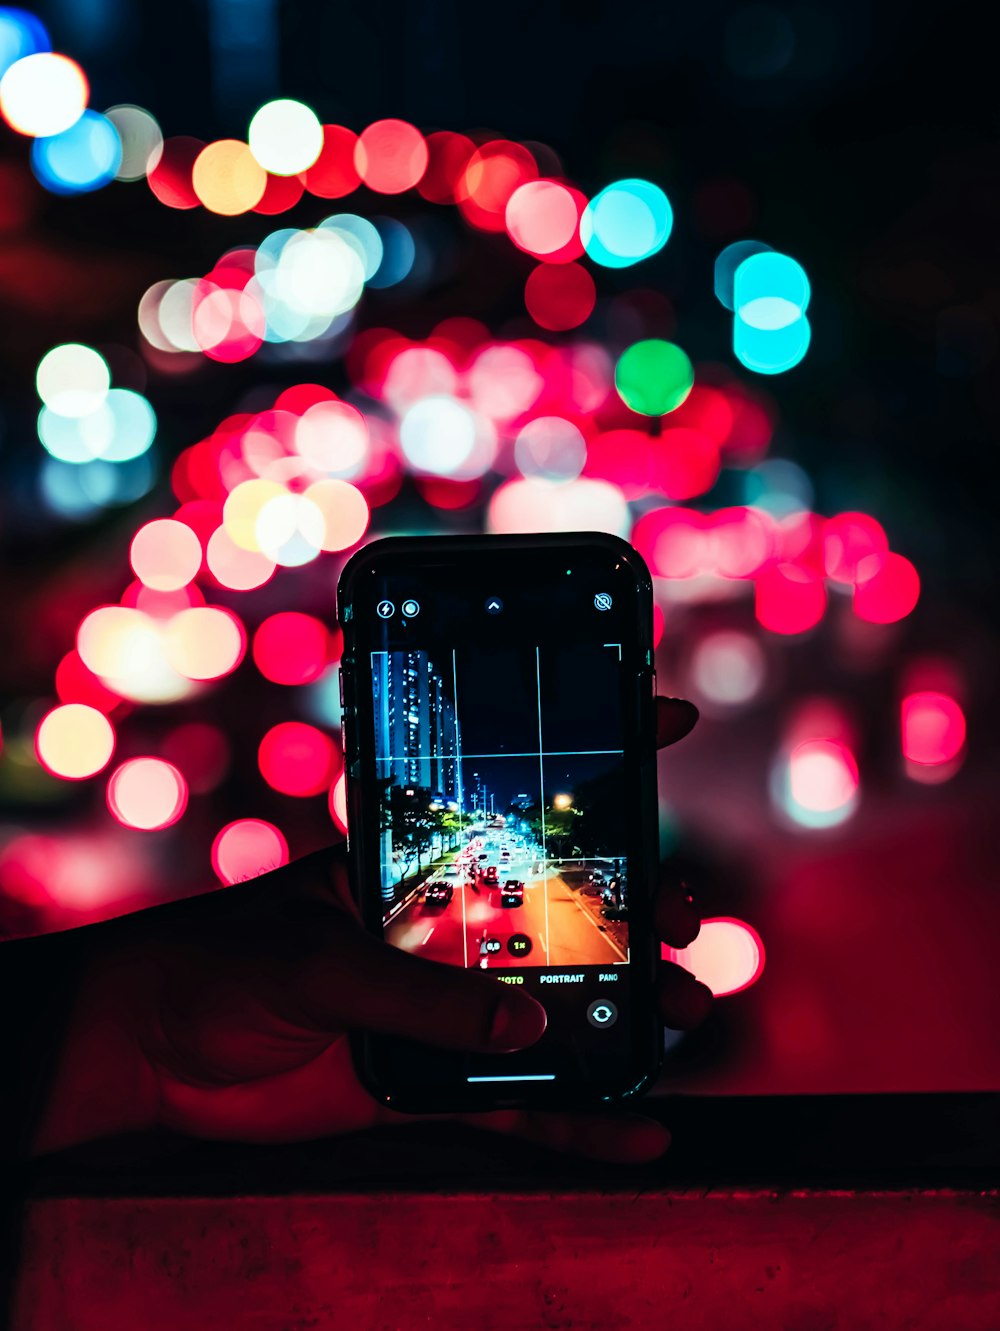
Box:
0 9 50 79
901 691 966 767
205 525 276 590
355 119 428 194
253 612 330 686
615 340 694 416
36 343 110 417
258 721 338 796
300 124 359 197
192 139 267 214
853 552 920 623
400 396 477 475
524 262 596 331
690 630 767 710
666 917 765 997
31 109 122 194
0 51 88 136
506 180 584 260
714 240 773 310
303 478 371 550
514 417 586 482
105 104 162 181
755 562 826 634
779 737 860 828
248 98 323 175
35 703 115 780
129 518 202 591
580 179 673 268
212 818 289 886
146 136 203 209
107 757 188 830
163 606 246 680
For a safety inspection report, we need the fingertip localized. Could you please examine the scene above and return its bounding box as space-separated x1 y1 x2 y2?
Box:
486 990 548 1051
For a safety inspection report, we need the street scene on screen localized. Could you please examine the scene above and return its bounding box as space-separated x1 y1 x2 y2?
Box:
373 644 630 968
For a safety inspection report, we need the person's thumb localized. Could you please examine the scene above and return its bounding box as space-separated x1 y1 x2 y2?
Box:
289 925 548 1053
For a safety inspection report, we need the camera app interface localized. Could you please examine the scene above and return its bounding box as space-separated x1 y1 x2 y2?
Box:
372 638 629 975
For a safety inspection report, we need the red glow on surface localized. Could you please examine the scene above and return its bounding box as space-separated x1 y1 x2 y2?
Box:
253 612 331 686
653 428 721 500
55 650 121 712
823 512 889 583
524 262 596 331
901 692 966 765
457 140 536 231
211 818 289 885
36 704 115 780
853 552 920 624
665 917 766 997
755 563 826 634
161 722 230 794
506 180 585 261
258 721 338 797
107 758 188 830
300 124 360 198
146 136 204 209
652 604 665 648
328 771 348 831
789 738 859 811
417 131 475 204
355 119 428 194
253 171 305 214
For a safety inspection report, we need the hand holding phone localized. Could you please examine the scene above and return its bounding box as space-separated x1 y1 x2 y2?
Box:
338 532 704 1112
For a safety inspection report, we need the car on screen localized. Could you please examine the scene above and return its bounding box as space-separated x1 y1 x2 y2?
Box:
499 880 524 907
482 864 499 885
425 881 453 905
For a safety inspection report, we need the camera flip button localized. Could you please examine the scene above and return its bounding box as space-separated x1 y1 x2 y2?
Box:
586 999 618 1029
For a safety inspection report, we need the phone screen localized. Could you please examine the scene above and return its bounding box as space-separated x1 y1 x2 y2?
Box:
340 535 660 1109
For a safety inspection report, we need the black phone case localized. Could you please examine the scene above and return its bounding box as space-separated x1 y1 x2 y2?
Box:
337 531 662 1112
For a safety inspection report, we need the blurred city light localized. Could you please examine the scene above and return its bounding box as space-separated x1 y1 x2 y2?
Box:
248 98 323 175
775 736 860 829
355 119 427 194
36 343 109 417
130 519 202 591
253 612 330 685
106 757 188 830
31 108 121 193
580 178 673 267
614 340 694 415
105 104 162 180
211 818 289 885
192 139 266 214
901 691 966 768
853 551 920 623
0 8 50 78
0 50 87 136
665 917 765 997
258 721 338 796
35 703 115 779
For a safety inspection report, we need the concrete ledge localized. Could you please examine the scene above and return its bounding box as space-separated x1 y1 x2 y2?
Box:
15 1188 1000 1330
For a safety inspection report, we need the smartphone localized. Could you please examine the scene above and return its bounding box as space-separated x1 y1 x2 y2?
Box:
337 532 661 1112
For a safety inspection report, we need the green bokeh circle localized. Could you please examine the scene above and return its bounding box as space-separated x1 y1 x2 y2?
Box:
614 339 694 416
